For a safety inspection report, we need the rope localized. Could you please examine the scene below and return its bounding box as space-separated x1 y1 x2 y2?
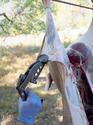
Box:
51 0 93 10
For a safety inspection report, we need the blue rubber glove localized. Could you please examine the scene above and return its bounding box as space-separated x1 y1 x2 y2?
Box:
17 91 42 125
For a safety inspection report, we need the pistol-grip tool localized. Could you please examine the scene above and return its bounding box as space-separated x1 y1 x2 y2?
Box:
16 55 48 101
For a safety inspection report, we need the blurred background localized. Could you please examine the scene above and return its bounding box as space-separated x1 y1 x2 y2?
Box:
0 0 92 124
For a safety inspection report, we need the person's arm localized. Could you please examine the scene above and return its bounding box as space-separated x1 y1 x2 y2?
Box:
16 91 42 125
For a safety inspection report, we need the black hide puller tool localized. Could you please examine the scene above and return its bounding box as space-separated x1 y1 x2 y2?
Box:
16 55 48 101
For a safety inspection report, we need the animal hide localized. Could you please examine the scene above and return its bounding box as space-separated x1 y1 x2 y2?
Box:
66 8 93 124
38 0 89 124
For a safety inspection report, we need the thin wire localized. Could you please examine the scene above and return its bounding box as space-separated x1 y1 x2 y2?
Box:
51 0 93 10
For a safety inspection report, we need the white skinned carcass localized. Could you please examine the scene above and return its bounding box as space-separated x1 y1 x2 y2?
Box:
39 0 90 125
66 2 93 124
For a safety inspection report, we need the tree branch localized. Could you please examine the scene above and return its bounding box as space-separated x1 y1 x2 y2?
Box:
0 12 28 34
0 24 9 34
0 13 13 23
12 10 23 20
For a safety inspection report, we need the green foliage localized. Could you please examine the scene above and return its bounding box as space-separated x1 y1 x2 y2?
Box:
0 0 56 36
0 0 92 36
0 0 9 3
63 42 71 48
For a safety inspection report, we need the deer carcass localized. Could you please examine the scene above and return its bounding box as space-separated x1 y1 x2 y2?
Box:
66 3 93 124
39 0 89 124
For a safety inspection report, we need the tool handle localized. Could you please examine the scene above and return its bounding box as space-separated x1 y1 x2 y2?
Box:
21 91 28 101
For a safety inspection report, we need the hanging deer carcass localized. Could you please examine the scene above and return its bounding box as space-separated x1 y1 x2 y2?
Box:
38 0 89 124
43 0 93 125
66 5 93 124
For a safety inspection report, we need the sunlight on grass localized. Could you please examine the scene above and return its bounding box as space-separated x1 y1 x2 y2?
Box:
0 115 14 125
0 44 62 125
57 116 63 123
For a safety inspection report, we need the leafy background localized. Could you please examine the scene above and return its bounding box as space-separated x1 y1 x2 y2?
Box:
0 0 93 125
0 0 92 36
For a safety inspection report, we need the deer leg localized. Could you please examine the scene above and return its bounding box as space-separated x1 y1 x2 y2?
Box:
44 71 53 91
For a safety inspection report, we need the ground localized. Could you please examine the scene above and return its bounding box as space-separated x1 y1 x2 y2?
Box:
0 45 63 125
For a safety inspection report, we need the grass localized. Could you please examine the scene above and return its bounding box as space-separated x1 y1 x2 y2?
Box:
0 44 64 125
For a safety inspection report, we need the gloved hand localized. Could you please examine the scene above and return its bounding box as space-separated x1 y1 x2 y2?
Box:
17 91 42 125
